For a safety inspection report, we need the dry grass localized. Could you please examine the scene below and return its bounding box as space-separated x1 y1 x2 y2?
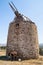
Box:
0 50 43 65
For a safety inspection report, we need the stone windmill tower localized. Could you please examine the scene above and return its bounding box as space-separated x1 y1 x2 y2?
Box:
6 2 39 59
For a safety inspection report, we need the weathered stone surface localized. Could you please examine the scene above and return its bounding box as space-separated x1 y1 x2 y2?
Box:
6 17 39 59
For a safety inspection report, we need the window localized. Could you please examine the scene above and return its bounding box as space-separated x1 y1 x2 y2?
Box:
16 23 19 28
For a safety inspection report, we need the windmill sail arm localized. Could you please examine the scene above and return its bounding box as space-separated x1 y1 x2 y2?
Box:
9 2 22 18
11 1 18 11
9 3 16 13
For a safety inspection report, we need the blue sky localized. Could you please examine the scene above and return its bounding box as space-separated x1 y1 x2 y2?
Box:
0 0 43 44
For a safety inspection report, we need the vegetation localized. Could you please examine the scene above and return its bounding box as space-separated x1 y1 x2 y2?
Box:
39 48 43 55
0 46 6 49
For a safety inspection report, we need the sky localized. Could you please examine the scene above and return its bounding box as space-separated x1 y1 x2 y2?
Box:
0 0 43 45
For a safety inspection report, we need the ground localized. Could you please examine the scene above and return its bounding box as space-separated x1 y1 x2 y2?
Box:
0 49 43 65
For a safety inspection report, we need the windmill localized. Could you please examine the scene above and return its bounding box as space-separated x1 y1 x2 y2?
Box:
6 2 39 60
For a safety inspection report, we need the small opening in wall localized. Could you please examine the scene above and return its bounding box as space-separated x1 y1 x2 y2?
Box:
16 23 19 27
16 23 19 29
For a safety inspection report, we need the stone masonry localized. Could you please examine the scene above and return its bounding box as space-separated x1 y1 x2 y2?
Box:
6 16 39 59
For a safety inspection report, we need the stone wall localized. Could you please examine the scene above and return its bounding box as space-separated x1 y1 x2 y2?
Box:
6 17 39 59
